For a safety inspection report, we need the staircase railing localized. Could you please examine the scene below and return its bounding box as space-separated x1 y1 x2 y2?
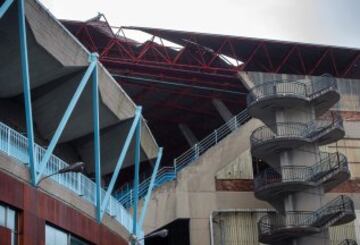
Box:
258 195 355 238
247 74 337 106
338 239 358 245
115 109 251 208
254 152 349 192
250 113 343 147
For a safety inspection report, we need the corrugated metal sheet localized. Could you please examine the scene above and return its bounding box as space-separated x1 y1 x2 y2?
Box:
212 211 267 245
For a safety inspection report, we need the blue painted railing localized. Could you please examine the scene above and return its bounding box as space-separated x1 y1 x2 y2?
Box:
0 121 136 234
116 109 251 208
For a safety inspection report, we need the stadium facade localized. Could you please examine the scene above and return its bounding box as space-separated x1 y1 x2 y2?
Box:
1 0 360 245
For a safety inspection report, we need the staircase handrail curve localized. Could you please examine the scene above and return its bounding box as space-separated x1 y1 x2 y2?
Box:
251 115 343 146
115 109 251 206
247 80 307 105
258 195 354 234
338 239 358 245
247 74 337 106
254 152 348 190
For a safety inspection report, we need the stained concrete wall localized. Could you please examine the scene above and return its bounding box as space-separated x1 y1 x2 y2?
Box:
140 118 273 245
141 117 360 245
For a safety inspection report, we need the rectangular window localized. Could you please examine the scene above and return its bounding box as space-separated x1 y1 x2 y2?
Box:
0 203 18 245
45 224 89 245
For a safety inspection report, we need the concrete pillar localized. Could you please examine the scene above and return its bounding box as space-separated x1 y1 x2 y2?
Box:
274 92 329 244
236 72 256 90
178 124 198 147
212 98 233 122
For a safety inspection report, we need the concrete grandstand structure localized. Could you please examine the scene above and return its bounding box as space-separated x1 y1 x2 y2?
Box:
1 0 360 245
59 14 360 245
0 0 162 244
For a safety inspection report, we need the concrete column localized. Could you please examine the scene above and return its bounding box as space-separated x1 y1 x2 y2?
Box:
178 124 198 147
212 98 234 122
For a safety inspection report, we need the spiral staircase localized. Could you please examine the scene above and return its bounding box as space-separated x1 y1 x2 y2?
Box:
247 75 356 245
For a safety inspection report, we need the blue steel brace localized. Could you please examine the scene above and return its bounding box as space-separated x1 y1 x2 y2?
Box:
90 53 102 223
18 0 37 185
132 114 141 239
0 0 14 18
100 106 142 221
35 56 97 184
138 148 163 229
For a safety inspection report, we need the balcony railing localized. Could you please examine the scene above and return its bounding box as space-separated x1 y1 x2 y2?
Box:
258 195 355 243
254 152 349 197
115 109 251 208
0 122 134 234
247 75 337 106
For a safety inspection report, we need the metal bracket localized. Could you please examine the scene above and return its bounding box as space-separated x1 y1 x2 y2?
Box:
138 148 163 228
35 58 97 184
100 106 142 221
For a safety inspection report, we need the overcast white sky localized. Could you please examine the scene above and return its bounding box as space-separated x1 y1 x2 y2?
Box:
39 0 360 49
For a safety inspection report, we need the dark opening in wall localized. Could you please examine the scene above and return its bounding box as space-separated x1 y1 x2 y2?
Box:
145 219 190 245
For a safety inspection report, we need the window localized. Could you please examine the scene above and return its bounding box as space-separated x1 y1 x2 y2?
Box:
46 224 89 245
0 203 17 245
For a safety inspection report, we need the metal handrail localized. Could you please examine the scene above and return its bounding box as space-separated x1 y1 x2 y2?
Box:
338 239 358 245
258 195 355 237
0 122 134 233
247 75 337 106
254 152 349 191
116 109 251 208
250 114 343 147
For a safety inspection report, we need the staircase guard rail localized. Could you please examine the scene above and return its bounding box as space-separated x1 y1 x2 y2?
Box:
258 195 355 237
250 113 343 147
338 239 358 245
247 75 337 106
254 152 348 191
115 109 251 208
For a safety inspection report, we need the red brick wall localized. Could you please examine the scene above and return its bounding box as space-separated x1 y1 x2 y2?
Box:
216 179 253 191
216 178 360 193
0 226 12 245
0 171 128 245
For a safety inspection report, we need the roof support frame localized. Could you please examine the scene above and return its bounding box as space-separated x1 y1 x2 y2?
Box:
17 0 37 185
138 148 163 228
35 55 97 184
0 0 14 18
99 106 142 220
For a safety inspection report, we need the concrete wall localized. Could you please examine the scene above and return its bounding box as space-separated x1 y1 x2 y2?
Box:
141 118 272 245
142 115 360 245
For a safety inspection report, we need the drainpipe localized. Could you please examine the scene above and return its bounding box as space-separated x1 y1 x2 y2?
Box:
209 211 215 245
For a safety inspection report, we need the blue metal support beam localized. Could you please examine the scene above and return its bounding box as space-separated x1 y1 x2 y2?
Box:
90 53 102 223
138 148 163 229
0 0 14 18
132 115 141 239
18 0 37 186
100 106 142 220
35 59 97 184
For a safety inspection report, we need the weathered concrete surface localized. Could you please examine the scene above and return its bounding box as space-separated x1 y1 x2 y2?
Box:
0 0 158 174
140 119 272 245
140 116 360 244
